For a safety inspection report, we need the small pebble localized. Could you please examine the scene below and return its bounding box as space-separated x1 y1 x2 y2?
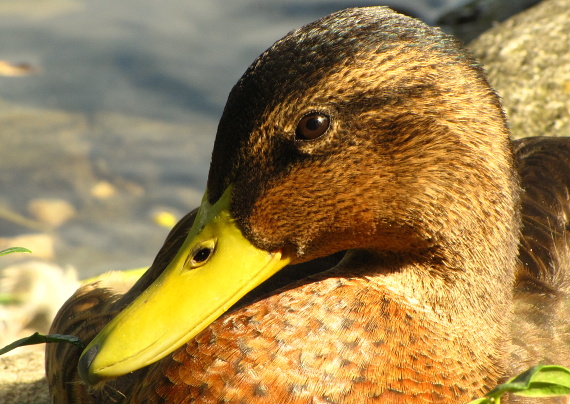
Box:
27 198 76 227
153 211 178 228
90 180 117 199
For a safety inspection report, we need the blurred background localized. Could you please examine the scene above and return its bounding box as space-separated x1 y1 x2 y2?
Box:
0 0 539 279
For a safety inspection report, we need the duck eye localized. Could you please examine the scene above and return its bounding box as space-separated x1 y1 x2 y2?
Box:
295 112 330 140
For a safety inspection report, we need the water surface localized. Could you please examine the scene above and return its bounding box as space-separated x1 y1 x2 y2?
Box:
0 0 466 277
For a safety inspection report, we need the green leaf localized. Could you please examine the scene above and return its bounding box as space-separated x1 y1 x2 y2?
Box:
0 247 31 256
485 365 542 398
482 365 570 401
513 366 570 397
0 293 24 305
0 332 85 356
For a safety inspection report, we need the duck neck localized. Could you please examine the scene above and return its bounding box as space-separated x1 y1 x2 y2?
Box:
340 242 514 311
337 229 518 374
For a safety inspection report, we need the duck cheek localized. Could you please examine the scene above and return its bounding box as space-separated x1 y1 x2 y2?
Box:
246 182 437 260
242 178 336 256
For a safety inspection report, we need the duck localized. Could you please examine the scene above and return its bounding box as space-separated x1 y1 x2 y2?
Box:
45 6 570 403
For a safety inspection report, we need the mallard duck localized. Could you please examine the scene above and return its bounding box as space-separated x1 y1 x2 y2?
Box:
46 7 570 403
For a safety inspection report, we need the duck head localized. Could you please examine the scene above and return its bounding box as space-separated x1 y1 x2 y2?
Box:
79 6 520 385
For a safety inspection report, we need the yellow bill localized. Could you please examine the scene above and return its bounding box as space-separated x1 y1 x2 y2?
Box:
78 186 291 385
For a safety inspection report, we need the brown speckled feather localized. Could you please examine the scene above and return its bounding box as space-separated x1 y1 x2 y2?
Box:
514 137 570 291
509 137 570 389
46 7 570 404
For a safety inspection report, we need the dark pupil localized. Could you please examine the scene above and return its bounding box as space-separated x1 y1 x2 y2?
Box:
306 117 322 131
193 247 212 263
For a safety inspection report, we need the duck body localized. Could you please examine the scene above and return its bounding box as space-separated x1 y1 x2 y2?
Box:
46 7 570 404
132 268 502 403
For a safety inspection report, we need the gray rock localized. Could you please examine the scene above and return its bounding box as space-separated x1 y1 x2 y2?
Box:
0 351 49 404
469 0 570 139
439 0 541 43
